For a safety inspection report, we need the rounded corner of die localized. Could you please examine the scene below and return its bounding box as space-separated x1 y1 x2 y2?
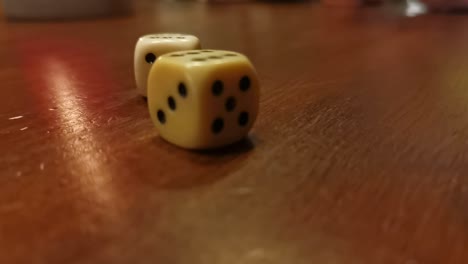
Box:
137 34 152 42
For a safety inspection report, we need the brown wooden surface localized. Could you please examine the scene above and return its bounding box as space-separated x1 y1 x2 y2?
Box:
1 1 468 263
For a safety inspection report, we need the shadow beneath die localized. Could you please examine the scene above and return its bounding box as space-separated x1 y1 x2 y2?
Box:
142 136 258 190
193 137 256 157
139 95 148 104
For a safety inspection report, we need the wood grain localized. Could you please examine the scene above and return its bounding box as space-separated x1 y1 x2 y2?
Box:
1 1 468 263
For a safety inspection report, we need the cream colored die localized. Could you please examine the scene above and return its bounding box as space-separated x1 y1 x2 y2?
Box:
147 50 260 149
134 33 201 97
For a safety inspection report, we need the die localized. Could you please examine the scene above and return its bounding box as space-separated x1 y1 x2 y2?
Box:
147 49 260 149
134 33 201 97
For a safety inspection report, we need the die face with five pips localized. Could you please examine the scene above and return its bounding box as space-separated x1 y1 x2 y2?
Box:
134 33 201 97
147 49 260 149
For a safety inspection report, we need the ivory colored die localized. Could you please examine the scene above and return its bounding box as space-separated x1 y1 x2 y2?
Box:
134 33 201 97
147 50 260 149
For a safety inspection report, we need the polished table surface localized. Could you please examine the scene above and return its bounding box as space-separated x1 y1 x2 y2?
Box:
2 1 468 263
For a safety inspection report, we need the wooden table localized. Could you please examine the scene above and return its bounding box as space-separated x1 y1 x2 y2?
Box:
2 1 468 263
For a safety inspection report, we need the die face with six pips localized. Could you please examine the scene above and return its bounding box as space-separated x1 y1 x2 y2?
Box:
134 33 201 97
147 49 260 149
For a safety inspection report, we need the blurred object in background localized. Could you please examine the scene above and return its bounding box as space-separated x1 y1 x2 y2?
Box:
322 0 468 11
322 0 363 7
322 0 383 7
2 0 133 20
406 0 428 16
420 0 468 11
